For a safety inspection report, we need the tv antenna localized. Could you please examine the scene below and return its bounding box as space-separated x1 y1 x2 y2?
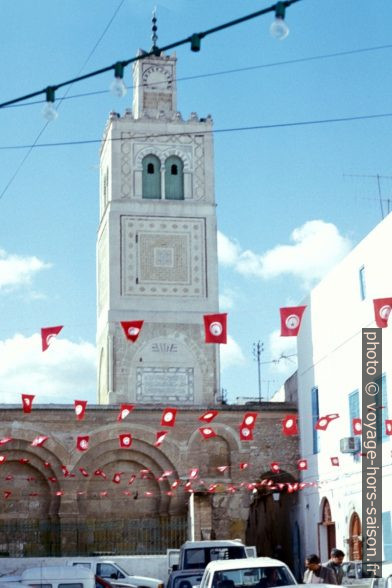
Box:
344 173 392 220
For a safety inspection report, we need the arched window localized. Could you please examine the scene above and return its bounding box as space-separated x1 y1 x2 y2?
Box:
165 155 184 200
142 155 161 199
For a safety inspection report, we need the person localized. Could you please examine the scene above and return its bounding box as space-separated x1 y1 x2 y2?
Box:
324 548 345 585
303 554 337 584
264 568 283 587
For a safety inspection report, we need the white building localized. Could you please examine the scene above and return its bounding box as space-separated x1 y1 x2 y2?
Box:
296 212 392 568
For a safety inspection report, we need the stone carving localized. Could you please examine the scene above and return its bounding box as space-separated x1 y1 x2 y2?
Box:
121 216 205 297
136 366 194 403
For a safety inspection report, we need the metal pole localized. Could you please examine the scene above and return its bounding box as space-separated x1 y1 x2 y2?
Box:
252 341 264 402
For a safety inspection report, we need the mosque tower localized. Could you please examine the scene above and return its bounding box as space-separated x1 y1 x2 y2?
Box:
97 20 220 405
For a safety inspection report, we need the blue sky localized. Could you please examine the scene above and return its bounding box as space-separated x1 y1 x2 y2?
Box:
1 0 392 405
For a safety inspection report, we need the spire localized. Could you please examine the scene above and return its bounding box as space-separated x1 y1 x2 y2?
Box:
151 9 160 55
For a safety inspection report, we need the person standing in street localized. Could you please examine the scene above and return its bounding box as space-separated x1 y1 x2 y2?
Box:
303 554 337 584
324 549 345 585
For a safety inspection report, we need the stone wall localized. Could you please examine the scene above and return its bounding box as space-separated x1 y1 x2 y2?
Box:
0 402 299 556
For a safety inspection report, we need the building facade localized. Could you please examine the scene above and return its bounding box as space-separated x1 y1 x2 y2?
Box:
296 212 392 569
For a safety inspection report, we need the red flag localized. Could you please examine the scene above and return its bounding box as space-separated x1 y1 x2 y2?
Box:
76 436 89 452
22 394 35 413
19 457 29 464
217 465 229 473
61 465 70 477
315 413 340 431
171 480 180 489
280 306 306 336
203 313 227 344
242 412 258 428
385 420 392 435
112 472 122 484
198 410 219 423
297 458 308 471
119 433 133 448
120 321 144 342
239 425 253 441
270 462 280 473
0 455 6 465
94 469 107 479
117 404 134 421
198 426 217 439
373 298 392 328
239 462 249 470
154 431 168 447
189 467 199 480
330 456 339 466
128 474 136 485
41 325 63 351
282 415 298 435
352 418 362 435
79 467 89 477
161 408 177 427
0 437 12 445
74 400 87 421
31 435 49 447
4 491 11 499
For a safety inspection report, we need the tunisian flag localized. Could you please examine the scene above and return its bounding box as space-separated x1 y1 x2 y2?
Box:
41 325 63 351
203 313 227 343
280 306 306 336
373 298 392 328
120 321 144 342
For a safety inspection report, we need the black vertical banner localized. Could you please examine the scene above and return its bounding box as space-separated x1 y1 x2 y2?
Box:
362 328 383 577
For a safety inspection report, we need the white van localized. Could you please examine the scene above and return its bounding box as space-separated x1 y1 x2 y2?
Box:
4 566 96 588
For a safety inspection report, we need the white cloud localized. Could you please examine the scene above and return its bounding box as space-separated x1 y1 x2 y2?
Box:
0 334 97 404
0 248 51 291
218 220 352 287
219 288 236 310
220 335 246 371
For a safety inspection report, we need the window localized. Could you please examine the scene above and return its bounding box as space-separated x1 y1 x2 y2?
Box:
142 155 161 199
349 390 360 460
311 387 319 454
375 374 388 442
359 265 366 300
382 511 392 560
165 155 184 200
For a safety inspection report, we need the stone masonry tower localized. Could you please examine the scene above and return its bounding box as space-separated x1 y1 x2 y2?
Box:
97 47 220 406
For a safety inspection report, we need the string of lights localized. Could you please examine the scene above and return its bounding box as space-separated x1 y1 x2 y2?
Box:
0 0 301 112
3 43 392 110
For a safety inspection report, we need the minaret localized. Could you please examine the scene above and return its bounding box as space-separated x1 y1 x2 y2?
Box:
97 19 220 405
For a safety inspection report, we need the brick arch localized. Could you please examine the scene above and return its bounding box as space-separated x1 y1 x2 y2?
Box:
72 436 180 516
187 424 242 453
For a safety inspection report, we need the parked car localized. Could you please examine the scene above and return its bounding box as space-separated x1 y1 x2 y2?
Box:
71 560 163 588
198 557 297 588
166 569 205 588
0 566 96 588
168 541 256 574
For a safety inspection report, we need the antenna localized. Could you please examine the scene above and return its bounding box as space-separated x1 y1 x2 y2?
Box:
343 173 392 220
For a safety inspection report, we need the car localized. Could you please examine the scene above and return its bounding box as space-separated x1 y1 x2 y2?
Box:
166 569 205 588
198 557 297 588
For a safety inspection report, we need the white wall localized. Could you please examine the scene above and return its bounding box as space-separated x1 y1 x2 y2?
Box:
296 212 392 564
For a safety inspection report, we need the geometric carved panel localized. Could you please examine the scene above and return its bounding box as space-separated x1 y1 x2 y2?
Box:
121 216 206 297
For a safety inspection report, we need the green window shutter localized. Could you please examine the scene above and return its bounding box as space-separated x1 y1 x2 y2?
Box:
142 155 161 199
165 156 184 200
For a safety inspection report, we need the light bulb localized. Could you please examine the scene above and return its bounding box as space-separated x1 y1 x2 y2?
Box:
270 16 289 40
110 76 127 98
42 87 58 121
42 101 58 121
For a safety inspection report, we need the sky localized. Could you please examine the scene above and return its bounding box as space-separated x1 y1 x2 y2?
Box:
1 0 392 406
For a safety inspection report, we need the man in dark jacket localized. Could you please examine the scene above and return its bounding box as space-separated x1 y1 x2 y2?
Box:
303 554 337 584
324 549 345 585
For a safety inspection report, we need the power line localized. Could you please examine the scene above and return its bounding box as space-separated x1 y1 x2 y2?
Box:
3 42 392 110
0 0 127 201
2 110 392 151
0 0 301 110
